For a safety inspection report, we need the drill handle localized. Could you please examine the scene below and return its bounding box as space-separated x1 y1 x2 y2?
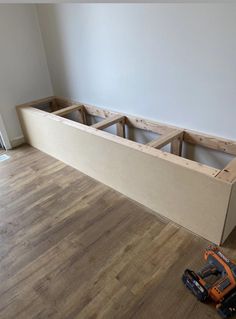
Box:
198 264 219 279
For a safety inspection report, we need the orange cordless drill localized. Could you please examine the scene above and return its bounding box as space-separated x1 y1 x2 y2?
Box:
182 245 236 318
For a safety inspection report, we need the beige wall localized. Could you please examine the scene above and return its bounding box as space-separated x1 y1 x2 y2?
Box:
0 4 53 145
37 3 236 168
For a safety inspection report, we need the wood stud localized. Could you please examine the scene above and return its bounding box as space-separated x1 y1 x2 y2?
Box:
16 96 236 245
17 96 236 183
184 131 236 157
171 133 184 156
147 129 184 150
52 104 83 116
216 158 236 183
116 120 126 138
92 115 125 130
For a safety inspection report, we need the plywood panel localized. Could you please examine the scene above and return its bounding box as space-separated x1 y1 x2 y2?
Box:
18 107 232 244
222 182 236 243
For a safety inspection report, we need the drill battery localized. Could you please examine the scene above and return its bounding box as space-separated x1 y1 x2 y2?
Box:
182 246 236 318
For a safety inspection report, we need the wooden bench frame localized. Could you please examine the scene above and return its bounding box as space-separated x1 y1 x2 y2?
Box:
16 96 236 245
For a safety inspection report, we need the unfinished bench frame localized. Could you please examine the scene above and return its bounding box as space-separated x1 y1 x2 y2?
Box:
17 96 236 245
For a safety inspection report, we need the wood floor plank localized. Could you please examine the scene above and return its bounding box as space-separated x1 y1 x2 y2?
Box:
0 145 235 319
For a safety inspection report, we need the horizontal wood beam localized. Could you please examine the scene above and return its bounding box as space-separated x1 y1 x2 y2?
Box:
125 117 173 135
92 115 125 130
53 104 83 117
84 104 175 135
216 158 236 183
84 103 236 156
28 96 55 107
18 105 227 244
16 96 55 109
184 131 236 156
83 104 116 119
17 104 220 177
54 96 78 109
147 129 184 149
26 96 236 158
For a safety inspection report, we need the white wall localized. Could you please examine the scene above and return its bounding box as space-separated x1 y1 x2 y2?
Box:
37 3 236 142
0 4 53 144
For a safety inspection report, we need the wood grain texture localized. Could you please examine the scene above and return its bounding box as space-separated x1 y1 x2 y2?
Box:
1 145 236 319
171 134 183 156
17 106 230 244
84 103 176 135
82 101 236 158
216 158 236 183
184 131 236 156
53 104 83 116
147 129 183 149
116 120 125 138
18 96 236 159
92 115 125 130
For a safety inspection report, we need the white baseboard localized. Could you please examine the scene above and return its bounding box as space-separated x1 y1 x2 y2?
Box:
10 136 25 148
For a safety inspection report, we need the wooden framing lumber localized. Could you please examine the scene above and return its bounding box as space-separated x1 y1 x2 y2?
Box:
17 104 234 244
92 115 125 130
79 107 87 125
53 104 83 116
52 103 87 125
54 96 78 109
51 99 58 112
19 96 236 157
147 129 184 149
16 96 236 245
18 96 77 113
216 158 236 183
17 105 219 177
116 119 125 138
171 133 184 156
27 96 55 107
82 102 236 155
16 97 222 177
83 103 174 135
184 131 236 157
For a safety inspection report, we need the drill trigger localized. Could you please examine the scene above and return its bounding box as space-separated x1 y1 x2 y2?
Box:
182 246 236 318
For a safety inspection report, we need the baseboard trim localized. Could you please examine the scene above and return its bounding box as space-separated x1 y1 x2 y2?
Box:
10 136 25 148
